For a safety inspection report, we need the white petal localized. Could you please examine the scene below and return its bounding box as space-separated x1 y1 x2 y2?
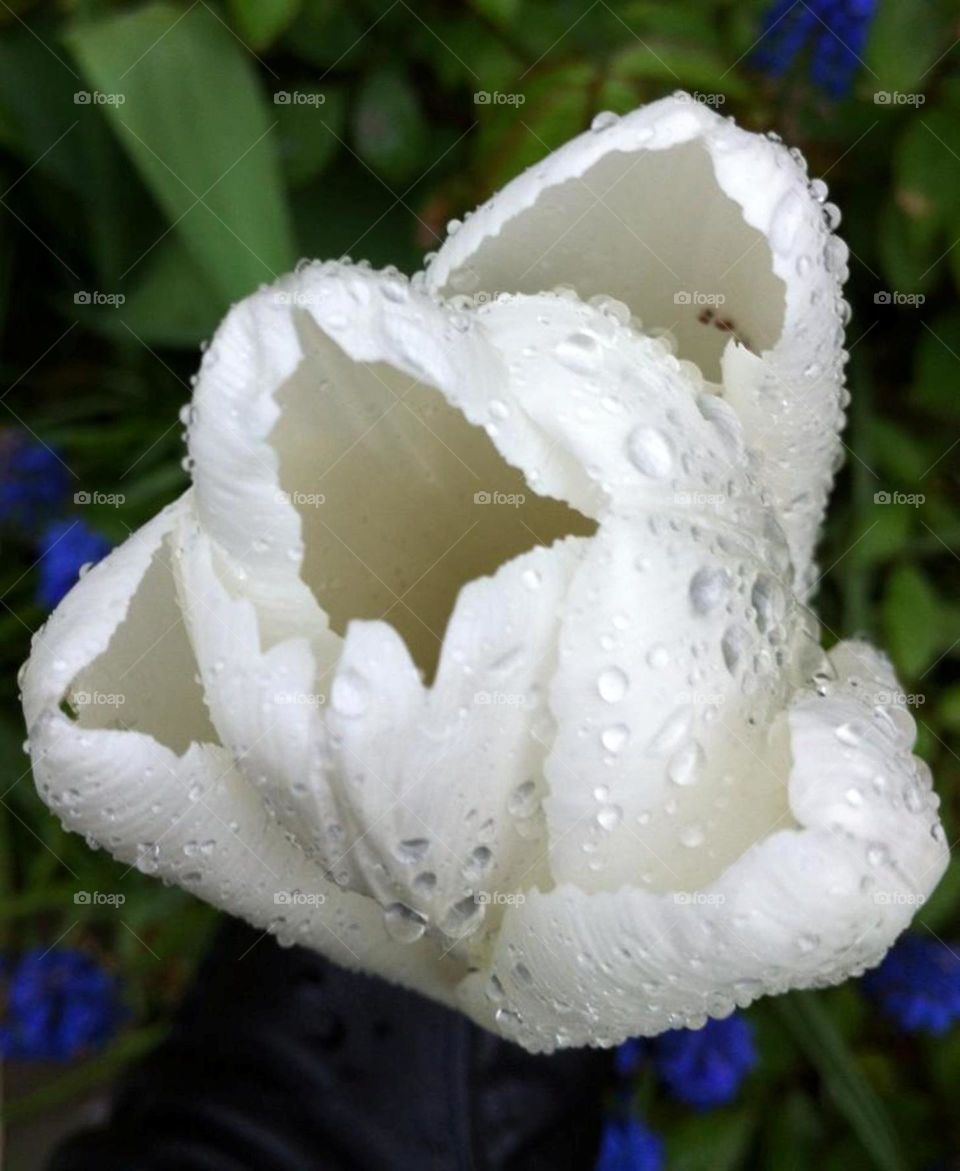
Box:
454 639 946 1051
323 537 587 962
187 261 591 678
426 94 848 592
20 494 462 1004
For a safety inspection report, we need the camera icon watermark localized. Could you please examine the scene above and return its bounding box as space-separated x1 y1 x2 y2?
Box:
273 90 326 106
674 290 726 306
74 90 126 106
74 290 126 307
74 890 126 906
473 490 525 507
874 91 925 106
672 891 726 906
873 490 924 507
874 290 925 307
474 690 532 708
873 891 926 906
71 690 126 709
475 890 526 906
274 890 327 906
474 90 525 106
74 490 125 507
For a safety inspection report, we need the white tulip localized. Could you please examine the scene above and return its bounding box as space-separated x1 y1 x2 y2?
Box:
21 95 947 1052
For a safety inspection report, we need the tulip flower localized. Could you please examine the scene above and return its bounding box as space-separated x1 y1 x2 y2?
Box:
21 95 947 1052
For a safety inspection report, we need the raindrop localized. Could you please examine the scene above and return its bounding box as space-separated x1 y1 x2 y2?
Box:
601 724 630 754
508 780 538 817
626 426 674 478
668 741 705 787
689 566 731 615
591 110 619 132
596 804 623 831
383 902 427 944
331 670 368 717
721 625 749 674
597 667 629 703
555 331 602 372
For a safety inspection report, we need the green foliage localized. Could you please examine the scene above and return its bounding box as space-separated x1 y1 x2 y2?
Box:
0 0 957 1163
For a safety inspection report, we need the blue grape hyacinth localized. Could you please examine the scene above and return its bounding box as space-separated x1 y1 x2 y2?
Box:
863 933 960 1035
595 1116 664 1171
652 1014 756 1109
0 947 124 1061
0 428 69 527
36 518 111 609
754 0 877 97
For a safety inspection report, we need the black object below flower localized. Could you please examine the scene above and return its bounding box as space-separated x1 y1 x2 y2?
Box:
49 917 613 1171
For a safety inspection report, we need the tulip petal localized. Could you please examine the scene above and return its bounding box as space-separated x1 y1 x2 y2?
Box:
187 261 592 679
454 640 947 1051
426 94 848 591
20 494 466 1004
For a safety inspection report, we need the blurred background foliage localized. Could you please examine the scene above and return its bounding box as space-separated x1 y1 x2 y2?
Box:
0 0 958 1167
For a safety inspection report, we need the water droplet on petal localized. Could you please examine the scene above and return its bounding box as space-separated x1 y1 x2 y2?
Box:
383 902 428 943
626 426 674 478
597 667 629 703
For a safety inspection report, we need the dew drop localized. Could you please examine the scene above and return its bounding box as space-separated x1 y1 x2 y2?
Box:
601 724 630 754
383 902 427 944
689 566 731 615
597 667 629 703
626 426 674 478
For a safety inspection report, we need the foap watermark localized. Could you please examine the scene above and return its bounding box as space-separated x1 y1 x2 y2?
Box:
74 90 125 106
274 90 326 106
271 288 325 308
74 890 126 906
74 290 125 307
674 290 726 306
274 691 327 707
874 290 925 307
475 890 526 906
873 689 925 707
677 90 726 107
873 891 926 907
274 890 327 907
71 690 126 709
474 690 532 708
674 491 727 507
474 90 525 106
474 490 525 507
672 891 726 906
74 490 125 508
874 490 924 507
274 488 326 507
874 91 925 107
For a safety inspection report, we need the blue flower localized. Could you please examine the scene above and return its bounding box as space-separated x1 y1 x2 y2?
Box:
595 1117 664 1171
754 0 877 97
863 933 960 1035
36 518 111 609
0 947 124 1061
653 1014 756 1109
0 429 69 526
614 1036 646 1078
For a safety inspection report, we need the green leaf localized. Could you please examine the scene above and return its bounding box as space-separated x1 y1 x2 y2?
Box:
911 309 960 422
865 0 947 94
882 564 943 678
67 3 296 306
274 83 345 187
665 1108 756 1171
775 992 907 1171
352 67 427 184
227 0 302 50
86 234 222 348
